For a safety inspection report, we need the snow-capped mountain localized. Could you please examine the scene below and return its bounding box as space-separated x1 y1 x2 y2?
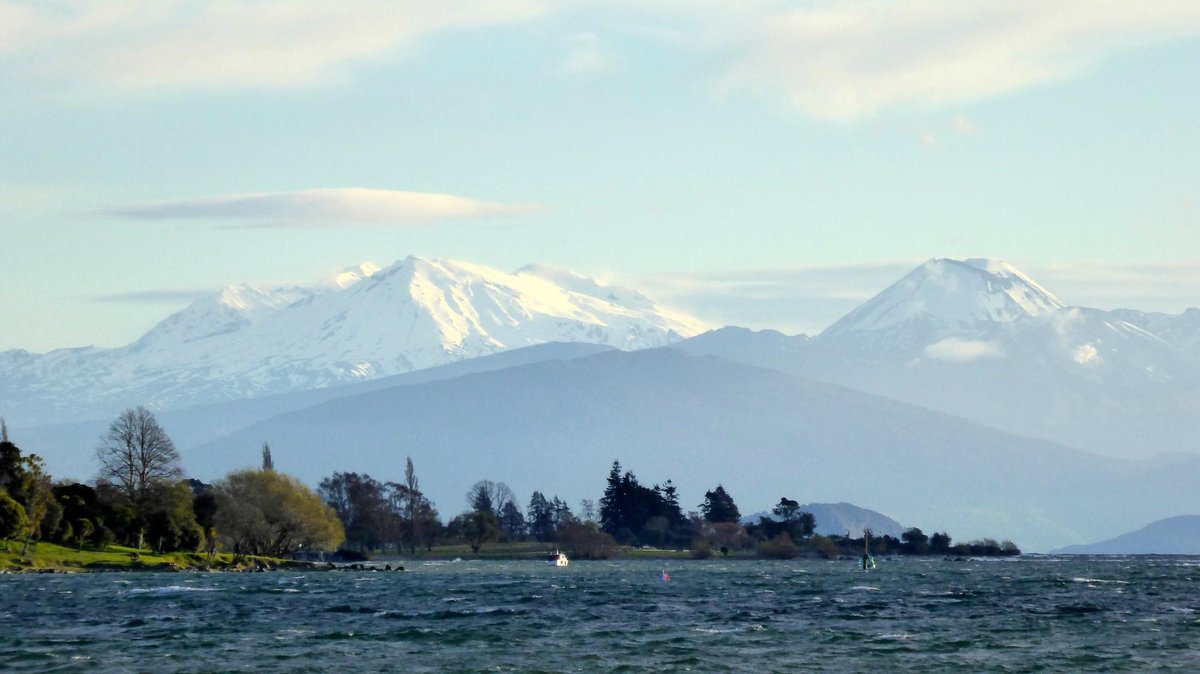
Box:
0 256 708 425
678 258 1200 459
1111 307 1200 358
820 258 1066 348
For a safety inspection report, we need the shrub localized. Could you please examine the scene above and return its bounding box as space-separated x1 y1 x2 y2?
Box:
757 533 800 559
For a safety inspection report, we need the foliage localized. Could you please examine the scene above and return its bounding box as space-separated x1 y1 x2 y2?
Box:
142 481 205 552
772 497 800 521
556 520 617 559
399 457 431 553
699 484 741 523
710 521 751 554
95 407 185 547
215 468 344 558
527 491 556 542
598 461 689 547
0 446 60 554
0 490 30 541
499 501 526 540
902 527 930 554
806 534 839 559
754 497 815 542
930 531 952 552
757 532 800 559
319 464 438 554
449 511 499 553
319 472 390 552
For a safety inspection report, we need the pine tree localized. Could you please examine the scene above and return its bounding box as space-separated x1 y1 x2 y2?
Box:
599 460 623 533
699 485 741 523
261 442 274 471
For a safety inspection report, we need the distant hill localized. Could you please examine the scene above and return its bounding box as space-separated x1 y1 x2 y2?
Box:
742 502 905 538
11 342 615 483
182 347 1200 552
1051 516 1200 554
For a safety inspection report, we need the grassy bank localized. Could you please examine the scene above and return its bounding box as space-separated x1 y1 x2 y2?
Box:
365 540 694 562
0 539 310 573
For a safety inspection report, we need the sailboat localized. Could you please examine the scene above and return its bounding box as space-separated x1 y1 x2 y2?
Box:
861 529 876 571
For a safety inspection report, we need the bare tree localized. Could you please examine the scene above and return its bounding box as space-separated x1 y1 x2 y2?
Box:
465 479 515 517
579 498 597 523
96 407 182 529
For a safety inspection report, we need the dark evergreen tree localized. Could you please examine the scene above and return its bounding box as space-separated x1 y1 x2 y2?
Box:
499 501 526 540
699 484 741 523
552 496 573 530
527 491 555 542
659 480 687 528
599 460 624 533
901 527 929 553
772 497 800 521
598 460 689 545
930 531 952 553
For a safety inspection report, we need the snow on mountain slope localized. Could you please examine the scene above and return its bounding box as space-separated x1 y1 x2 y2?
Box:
0 256 708 425
1111 307 1200 359
820 258 1066 348
679 259 1200 459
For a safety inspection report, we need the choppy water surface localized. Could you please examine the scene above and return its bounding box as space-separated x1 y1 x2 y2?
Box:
3 556 1200 672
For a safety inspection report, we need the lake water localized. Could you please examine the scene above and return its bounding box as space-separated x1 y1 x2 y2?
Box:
3 556 1199 672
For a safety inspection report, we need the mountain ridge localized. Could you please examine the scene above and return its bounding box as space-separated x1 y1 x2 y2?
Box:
678 258 1200 459
0 256 708 425
1051 515 1200 555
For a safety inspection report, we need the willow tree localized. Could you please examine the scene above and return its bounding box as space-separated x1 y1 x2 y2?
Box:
215 469 344 559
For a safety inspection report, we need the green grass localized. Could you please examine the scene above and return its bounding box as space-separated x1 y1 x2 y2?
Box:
380 540 694 561
0 539 310 573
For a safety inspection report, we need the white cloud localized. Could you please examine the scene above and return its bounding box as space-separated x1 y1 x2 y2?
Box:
107 188 539 227
708 0 1200 120
628 260 921 335
1026 261 1200 314
924 337 1004 362
87 289 215 304
4 0 1199 119
1073 343 1101 365
0 0 557 94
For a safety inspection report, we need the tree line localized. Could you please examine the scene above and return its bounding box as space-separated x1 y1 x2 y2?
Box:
592 460 1019 559
1 412 1019 561
0 410 343 560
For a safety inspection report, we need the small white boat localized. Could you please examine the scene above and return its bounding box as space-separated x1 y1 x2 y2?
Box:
547 550 569 567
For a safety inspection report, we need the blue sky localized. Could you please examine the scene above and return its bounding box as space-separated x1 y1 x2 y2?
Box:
2 1 1198 351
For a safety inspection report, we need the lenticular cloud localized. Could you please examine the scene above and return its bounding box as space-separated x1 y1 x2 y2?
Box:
108 188 538 227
